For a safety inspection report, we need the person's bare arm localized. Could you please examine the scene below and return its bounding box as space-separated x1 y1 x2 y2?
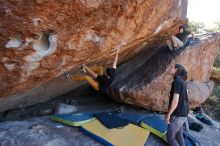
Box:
112 48 120 69
191 32 195 40
82 64 98 78
165 93 179 124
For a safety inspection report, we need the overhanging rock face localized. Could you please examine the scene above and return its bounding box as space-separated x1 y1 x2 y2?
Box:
0 0 187 112
108 34 220 112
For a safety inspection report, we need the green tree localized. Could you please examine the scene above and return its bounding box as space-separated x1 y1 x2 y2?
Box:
212 21 220 32
189 21 206 34
189 21 220 33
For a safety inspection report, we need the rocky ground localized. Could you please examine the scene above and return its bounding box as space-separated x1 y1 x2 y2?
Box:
0 87 220 146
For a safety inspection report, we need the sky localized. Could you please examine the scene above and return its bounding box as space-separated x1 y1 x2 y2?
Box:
187 0 220 28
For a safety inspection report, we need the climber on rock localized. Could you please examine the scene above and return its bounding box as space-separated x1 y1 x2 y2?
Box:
66 47 121 93
167 25 195 51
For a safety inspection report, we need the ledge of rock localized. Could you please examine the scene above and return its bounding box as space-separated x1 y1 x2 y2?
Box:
108 33 220 112
0 0 187 112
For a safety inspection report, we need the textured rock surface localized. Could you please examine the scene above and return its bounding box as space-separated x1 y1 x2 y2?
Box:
187 81 214 109
0 117 102 146
108 34 220 112
0 0 187 111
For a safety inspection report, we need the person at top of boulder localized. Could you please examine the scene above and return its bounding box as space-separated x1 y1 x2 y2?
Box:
66 45 122 93
167 25 195 51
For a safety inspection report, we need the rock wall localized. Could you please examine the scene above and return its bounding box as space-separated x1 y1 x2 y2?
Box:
0 0 187 112
187 80 214 109
108 34 220 112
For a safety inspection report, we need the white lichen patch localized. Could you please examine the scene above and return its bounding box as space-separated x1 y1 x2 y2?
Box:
5 39 22 48
68 30 104 51
29 32 57 62
20 37 34 49
4 63 16 71
68 38 81 51
22 32 57 77
85 33 103 43
5 32 23 48
32 18 43 26
5 9 12 15
21 61 40 77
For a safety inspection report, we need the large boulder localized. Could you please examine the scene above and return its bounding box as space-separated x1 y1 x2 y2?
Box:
108 34 220 112
0 0 187 112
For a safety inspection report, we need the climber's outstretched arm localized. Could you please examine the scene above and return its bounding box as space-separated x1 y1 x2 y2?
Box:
191 31 195 40
82 64 98 78
112 48 120 69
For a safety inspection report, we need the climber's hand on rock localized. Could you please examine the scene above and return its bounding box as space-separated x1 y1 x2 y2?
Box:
65 73 71 79
81 64 87 74
81 64 87 70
